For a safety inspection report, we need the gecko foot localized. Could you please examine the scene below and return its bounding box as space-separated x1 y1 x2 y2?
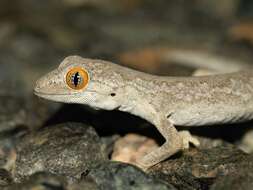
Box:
135 131 200 170
179 130 200 149
135 134 183 170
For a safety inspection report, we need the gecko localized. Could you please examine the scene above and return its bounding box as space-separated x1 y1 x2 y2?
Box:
33 53 253 169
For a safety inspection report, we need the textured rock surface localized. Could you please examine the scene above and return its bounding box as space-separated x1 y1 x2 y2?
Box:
0 169 13 187
83 161 175 190
13 123 107 182
0 95 27 133
3 172 67 190
210 154 253 190
149 146 251 190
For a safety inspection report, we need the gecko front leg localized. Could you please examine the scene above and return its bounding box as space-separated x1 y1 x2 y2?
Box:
136 118 199 169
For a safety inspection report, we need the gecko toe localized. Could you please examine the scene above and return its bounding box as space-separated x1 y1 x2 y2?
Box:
179 130 200 149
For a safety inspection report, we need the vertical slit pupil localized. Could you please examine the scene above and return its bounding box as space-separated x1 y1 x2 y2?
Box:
73 72 80 87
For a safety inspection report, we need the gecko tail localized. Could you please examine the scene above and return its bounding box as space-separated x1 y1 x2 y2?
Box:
163 49 251 74
119 47 252 75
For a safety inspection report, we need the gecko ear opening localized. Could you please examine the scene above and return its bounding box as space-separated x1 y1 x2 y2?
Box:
66 67 89 90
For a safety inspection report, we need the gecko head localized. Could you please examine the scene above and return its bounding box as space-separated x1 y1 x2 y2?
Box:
34 55 125 110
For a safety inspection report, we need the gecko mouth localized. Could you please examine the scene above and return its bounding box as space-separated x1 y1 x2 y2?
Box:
33 89 106 97
33 90 82 96
33 90 84 103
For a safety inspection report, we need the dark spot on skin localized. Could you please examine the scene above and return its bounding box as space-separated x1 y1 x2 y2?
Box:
110 93 116 97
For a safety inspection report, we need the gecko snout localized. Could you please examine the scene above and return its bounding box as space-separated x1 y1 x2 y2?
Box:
34 77 47 95
33 69 64 95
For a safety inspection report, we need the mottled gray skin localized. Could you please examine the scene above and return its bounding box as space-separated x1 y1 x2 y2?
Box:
34 55 253 169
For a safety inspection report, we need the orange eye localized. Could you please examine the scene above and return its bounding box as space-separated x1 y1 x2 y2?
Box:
66 67 89 90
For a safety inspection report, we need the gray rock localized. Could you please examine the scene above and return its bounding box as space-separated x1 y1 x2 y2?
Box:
4 172 66 190
149 146 248 190
5 171 98 190
0 138 17 170
0 94 59 133
14 123 107 183
210 154 253 190
83 161 176 190
0 94 27 170
68 180 98 190
0 95 59 170
0 169 13 187
0 95 27 133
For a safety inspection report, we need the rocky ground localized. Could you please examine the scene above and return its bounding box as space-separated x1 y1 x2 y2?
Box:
1 0 253 189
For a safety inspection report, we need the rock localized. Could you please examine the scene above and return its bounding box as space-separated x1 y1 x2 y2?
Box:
4 172 66 190
211 171 253 190
0 94 59 133
68 180 98 190
0 95 27 171
13 123 107 182
149 146 248 190
210 154 253 190
0 169 13 187
24 96 60 131
196 136 232 150
100 135 120 158
0 95 59 170
111 133 158 165
0 28 63 130
0 139 17 171
0 95 27 133
83 161 175 190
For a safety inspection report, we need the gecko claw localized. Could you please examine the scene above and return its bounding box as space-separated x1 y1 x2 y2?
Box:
179 130 200 149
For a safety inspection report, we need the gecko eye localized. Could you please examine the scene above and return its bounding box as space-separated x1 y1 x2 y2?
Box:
66 67 89 90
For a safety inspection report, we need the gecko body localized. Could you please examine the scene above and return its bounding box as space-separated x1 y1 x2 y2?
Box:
34 55 253 169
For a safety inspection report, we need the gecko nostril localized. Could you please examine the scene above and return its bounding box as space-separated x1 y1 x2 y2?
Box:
110 93 116 97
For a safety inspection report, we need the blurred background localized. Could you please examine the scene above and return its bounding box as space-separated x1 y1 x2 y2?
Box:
1 0 253 133
1 0 253 93
1 2 253 188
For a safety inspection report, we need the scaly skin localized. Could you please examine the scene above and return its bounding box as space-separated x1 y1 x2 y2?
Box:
34 55 253 169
